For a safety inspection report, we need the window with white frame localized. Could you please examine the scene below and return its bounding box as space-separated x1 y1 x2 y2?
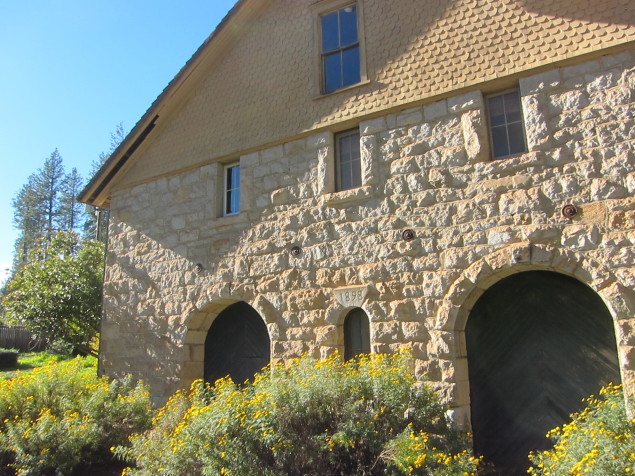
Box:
335 128 361 191
320 3 361 94
223 163 240 216
486 89 528 159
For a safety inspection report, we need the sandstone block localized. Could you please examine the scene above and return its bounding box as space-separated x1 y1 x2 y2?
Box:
520 68 561 94
447 90 483 113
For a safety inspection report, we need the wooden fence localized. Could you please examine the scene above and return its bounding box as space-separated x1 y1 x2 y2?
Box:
0 326 46 352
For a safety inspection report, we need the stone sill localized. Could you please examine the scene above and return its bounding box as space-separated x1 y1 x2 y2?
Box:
211 211 249 227
312 79 371 101
321 185 374 206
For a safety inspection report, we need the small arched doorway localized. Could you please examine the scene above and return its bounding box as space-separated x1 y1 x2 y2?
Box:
466 271 620 475
344 308 371 360
204 301 271 385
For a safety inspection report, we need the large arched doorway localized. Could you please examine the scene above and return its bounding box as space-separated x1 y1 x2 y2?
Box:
466 271 620 475
204 301 271 385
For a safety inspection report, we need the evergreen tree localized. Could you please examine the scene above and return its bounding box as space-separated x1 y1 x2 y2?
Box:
10 149 79 269
12 174 47 266
59 167 85 234
34 149 66 242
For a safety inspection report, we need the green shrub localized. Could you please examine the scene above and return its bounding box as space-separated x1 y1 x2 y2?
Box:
0 356 153 475
528 383 635 476
117 352 479 476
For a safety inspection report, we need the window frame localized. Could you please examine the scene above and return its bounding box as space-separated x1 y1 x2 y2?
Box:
485 89 528 160
223 162 241 217
335 128 362 192
313 0 367 96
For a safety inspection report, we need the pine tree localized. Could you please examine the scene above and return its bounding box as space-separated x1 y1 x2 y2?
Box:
59 167 85 234
12 174 47 265
10 149 73 269
33 149 66 242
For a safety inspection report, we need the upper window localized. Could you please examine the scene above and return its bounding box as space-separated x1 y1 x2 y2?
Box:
320 4 361 94
486 90 527 159
224 163 240 216
335 129 361 191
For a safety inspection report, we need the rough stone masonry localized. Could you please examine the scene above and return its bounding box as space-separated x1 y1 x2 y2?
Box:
100 50 635 424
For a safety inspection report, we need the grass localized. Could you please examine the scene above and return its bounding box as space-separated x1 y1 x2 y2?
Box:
0 351 72 380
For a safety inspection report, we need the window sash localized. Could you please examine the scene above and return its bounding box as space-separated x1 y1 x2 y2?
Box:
487 90 528 159
320 4 360 93
224 164 240 216
335 129 361 191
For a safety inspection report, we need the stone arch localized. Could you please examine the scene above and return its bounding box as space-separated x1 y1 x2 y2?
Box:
180 292 279 390
204 301 271 385
434 242 633 427
466 270 620 474
325 302 377 359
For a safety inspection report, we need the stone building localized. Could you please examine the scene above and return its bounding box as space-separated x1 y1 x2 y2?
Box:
80 0 635 471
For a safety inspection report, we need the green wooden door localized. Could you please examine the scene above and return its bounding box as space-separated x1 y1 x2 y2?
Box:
466 271 620 474
205 301 270 385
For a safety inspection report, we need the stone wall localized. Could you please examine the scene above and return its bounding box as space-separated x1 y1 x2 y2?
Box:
101 50 635 415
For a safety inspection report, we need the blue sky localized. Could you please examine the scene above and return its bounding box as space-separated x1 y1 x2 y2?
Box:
0 1 237 284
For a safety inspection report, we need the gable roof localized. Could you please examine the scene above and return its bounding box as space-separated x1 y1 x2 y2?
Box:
79 0 246 207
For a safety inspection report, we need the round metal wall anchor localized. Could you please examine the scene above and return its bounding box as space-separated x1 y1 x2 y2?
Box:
289 246 302 257
194 263 204 275
562 204 578 219
402 229 416 242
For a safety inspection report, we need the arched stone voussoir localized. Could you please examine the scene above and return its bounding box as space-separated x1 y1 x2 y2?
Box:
436 242 632 428
438 242 625 346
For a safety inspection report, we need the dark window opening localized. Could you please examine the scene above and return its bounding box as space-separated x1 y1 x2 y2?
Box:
344 308 370 360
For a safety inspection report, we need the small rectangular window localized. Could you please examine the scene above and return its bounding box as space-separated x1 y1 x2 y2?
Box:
335 129 361 191
224 164 240 216
486 90 528 159
320 4 361 94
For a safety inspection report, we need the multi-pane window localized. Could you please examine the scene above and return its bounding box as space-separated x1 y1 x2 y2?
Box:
344 308 371 361
487 90 527 159
224 164 240 216
321 4 360 94
335 129 361 191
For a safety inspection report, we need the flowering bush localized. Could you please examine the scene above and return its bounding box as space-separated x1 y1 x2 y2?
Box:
117 352 479 475
0 357 152 475
528 383 635 475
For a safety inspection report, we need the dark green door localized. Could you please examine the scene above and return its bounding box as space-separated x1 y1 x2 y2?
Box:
205 301 270 385
344 308 371 361
466 271 620 475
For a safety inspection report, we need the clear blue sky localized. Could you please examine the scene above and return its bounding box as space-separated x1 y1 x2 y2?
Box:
0 0 237 284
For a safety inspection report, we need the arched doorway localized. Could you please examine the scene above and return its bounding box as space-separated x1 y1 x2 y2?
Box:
466 271 620 475
204 301 271 385
344 308 371 360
